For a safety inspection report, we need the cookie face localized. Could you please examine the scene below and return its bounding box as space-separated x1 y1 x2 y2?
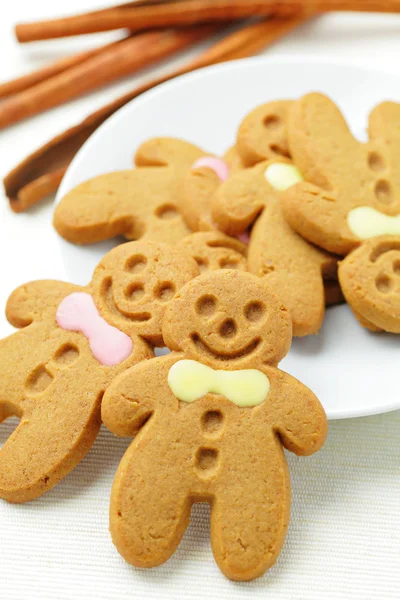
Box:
54 137 207 245
339 236 400 332
282 93 400 255
210 159 339 336
163 269 292 368
236 100 293 167
91 241 199 345
102 269 327 581
0 241 198 503
177 231 247 273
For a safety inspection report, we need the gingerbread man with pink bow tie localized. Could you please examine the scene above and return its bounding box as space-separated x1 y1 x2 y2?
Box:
102 269 327 581
0 241 198 503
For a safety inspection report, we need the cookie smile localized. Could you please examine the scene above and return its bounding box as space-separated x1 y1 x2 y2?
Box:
191 333 260 360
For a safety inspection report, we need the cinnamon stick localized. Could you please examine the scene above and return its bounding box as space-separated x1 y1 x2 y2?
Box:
14 168 67 210
4 17 308 212
15 0 400 42
0 26 217 130
14 1 287 41
0 37 130 99
189 16 308 65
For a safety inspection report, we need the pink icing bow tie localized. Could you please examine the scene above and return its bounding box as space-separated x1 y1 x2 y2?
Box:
191 156 250 245
191 156 229 182
56 292 133 367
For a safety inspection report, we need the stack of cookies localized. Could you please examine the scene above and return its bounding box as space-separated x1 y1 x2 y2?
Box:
1 91 398 581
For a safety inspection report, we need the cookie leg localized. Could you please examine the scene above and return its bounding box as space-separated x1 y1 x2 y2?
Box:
110 429 193 568
210 445 290 581
0 374 102 503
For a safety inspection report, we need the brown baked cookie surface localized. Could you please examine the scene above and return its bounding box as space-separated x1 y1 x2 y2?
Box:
223 145 247 174
236 100 293 167
339 236 400 332
54 137 207 245
102 270 327 581
0 241 198 503
177 231 247 273
210 159 339 336
282 93 400 256
180 155 230 231
324 279 345 307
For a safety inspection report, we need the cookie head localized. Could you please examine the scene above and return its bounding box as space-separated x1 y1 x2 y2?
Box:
91 241 199 345
236 100 293 167
162 270 292 368
177 231 247 273
339 236 400 333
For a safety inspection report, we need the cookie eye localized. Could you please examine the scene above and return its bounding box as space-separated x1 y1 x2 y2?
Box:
125 254 147 273
194 256 209 273
154 281 175 302
219 256 239 269
263 114 281 130
125 282 145 301
196 295 217 318
393 260 400 275
375 274 393 294
155 204 179 219
368 151 385 172
244 301 265 322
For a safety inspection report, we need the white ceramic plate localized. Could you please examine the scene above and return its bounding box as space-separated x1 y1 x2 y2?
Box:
55 56 400 420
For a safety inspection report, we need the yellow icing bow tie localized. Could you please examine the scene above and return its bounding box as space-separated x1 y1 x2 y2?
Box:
348 207 400 239
168 360 270 407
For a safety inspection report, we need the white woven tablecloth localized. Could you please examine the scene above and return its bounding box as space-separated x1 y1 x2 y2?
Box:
1 3 400 598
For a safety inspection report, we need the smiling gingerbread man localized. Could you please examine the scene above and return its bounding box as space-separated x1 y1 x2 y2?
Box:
102 270 327 581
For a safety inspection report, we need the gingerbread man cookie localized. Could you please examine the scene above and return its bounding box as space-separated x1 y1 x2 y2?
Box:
54 137 207 245
102 270 327 581
236 100 293 167
183 156 338 335
0 241 198 503
281 93 400 256
280 93 400 331
177 231 247 273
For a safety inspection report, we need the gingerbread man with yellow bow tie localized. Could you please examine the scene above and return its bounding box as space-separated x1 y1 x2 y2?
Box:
281 93 400 332
102 269 327 581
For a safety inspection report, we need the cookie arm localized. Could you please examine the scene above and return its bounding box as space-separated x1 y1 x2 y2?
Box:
269 369 327 456
134 137 204 170
6 280 81 328
281 182 354 255
211 165 267 236
53 172 141 244
102 354 180 437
